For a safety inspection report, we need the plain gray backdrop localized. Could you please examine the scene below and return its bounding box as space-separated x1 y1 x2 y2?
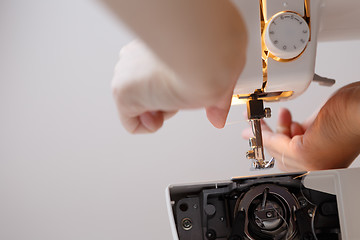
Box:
0 0 359 239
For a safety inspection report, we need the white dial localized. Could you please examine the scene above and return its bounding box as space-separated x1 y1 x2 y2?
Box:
264 12 310 59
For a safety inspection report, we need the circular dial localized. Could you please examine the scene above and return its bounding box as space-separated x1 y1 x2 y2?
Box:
264 12 310 60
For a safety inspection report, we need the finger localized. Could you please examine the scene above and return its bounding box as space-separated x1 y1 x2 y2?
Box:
241 127 296 172
260 119 273 132
276 108 292 136
121 111 164 134
262 131 307 171
290 122 304 136
163 110 178 120
243 121 304 171
139 111 164 132
261 131 297 170
241 119 273 139
241 127 253 139
252 131 291 171
206 106 229 128
262 130 291 154
206 93 232 129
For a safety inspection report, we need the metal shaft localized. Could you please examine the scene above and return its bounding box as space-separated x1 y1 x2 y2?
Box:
245 95 274 170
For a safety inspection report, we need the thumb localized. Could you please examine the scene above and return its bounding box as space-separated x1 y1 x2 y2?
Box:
205 93 233 128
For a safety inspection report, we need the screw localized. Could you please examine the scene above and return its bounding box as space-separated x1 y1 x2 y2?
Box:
266 211 273 218
181 218 193 231
264 108 271 118
252 161 260 169
246 150 255 159
308 208 314 218
206 229 216 240
299 199 307 207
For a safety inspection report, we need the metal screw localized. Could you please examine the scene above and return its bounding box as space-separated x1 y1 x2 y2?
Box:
266 211 273 218
299 199 307 207
193 204 198 209
252 161 259 169
246 150 255 159
206 229 216 240
308 208 314 218
264 108 271 118
181 218 193 231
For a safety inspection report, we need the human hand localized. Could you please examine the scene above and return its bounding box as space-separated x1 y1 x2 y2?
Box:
112 40 244 133
242 82 360 171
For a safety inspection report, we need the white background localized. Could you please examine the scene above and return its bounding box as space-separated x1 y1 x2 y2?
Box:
0 0 359 239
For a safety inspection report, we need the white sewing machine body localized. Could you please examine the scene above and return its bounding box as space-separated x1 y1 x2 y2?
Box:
167 0 360 239
167 168 360 240
232 0 360 100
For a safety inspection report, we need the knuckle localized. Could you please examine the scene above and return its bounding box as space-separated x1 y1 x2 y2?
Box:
111 79 125 101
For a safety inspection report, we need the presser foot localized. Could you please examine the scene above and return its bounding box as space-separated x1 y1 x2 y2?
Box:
250 157 275 170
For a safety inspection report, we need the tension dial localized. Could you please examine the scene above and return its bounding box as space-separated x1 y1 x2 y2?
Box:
264 11 310 60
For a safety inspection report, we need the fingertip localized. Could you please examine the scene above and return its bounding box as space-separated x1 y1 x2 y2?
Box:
290 122 304 136
139 111 164 133
279 107 290 114
206 107 228 129
212 120 226 129
278 107 292 124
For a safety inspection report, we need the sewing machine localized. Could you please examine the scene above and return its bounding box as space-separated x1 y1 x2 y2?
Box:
230 0 360 170
167 0 360 239
167 168 360 240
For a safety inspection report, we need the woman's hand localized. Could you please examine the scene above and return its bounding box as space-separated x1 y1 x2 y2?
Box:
112 40 245 133
105 0 247 133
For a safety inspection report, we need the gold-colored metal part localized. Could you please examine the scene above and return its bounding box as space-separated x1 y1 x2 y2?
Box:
260 0 268 92
233 91 293 103
305 0 311 40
